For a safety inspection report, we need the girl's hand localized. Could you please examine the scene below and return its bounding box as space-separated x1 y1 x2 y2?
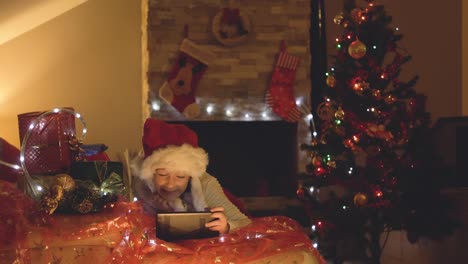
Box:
205 207 230 234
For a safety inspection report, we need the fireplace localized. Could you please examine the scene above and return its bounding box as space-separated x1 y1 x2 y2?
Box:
169 121 298 197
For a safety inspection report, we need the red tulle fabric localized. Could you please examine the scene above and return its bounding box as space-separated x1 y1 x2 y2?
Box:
0 180 325 264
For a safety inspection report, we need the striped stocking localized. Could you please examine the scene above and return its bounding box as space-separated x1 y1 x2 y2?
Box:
265 49 302 122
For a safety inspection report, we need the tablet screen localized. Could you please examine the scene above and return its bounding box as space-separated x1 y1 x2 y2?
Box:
156 212 219 241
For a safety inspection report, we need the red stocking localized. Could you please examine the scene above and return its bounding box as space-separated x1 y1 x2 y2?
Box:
159 39 216 118
265 48 302 122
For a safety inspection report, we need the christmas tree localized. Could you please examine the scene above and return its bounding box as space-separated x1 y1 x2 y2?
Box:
298 1 457 262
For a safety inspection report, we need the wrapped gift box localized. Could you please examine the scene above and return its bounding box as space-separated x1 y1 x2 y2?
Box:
17 108 78 175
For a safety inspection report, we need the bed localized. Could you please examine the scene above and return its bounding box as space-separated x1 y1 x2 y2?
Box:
0 181 325 264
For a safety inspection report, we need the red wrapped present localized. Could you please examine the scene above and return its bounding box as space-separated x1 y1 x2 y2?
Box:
17 108 79 175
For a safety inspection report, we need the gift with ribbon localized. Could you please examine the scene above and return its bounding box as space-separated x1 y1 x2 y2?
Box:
17 107 82 175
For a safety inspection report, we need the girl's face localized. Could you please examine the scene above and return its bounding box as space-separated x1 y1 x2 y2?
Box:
153 168 190 201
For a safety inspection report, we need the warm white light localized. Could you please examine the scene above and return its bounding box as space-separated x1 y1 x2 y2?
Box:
151 102 160 111
311 225 316 231
36 185 43 191
20 156 25 162
75 113 81 118
244 113 250 119
330 67 335 72
296 97 303 105
133 197 138 202
53 108 60 113
82 128 87 134
313 243 318 248
225 109 233 117
395 27 400 31
307 114 313 121
206 105 214 114
312 131 318 137
261 112 268 118
309 186 314 193
28 123 34 130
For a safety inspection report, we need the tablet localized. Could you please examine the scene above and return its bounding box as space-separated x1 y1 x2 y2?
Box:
156 212 219 241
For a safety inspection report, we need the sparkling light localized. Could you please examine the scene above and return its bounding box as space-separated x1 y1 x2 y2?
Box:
311 225 316 231
29 123 34 130
151 102 160 111
206 105 214 114
309 186 314 193
36 185 43 191
75 113 81 118
313 243 318 248
133 197 138 202
53 108 60 113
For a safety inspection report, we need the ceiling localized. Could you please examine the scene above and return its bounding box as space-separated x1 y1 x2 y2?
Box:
0 0 88 46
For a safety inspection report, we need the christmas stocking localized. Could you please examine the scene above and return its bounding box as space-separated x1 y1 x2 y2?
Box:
265 49 302 122
159 38 216 118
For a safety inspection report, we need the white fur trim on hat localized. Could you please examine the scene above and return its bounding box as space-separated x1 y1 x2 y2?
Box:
137 144 208 192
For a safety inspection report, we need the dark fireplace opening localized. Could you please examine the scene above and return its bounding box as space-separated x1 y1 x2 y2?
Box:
169 121 298 197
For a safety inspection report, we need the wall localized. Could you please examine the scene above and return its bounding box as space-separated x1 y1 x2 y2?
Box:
0 0 142 160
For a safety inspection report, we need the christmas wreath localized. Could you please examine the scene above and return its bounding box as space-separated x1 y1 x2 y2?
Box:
212 8 251 47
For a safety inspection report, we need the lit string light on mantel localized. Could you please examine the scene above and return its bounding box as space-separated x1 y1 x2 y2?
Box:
18 108 87 199
151 97 317 173
151 97 315 122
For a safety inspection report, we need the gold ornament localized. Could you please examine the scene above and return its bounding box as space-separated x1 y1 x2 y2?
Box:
317 102 336 121
348 39 367 59
326 160 337 168
334 107 345 120
353 192 368 207
312 156 322 167
326 75 336 87
54 174 76 192
334 13 344 25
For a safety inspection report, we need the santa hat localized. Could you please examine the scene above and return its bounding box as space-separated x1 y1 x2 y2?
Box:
132 118 209 211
